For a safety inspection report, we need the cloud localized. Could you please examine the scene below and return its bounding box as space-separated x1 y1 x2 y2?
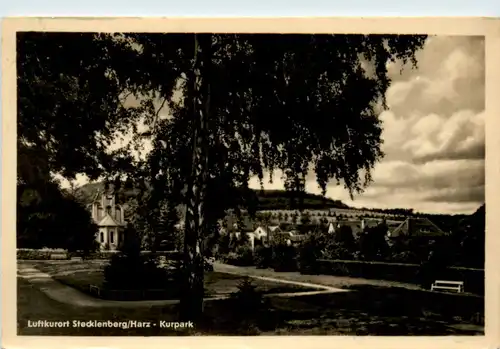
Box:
403 110 484 163
386 36 484 119
308 36 485 214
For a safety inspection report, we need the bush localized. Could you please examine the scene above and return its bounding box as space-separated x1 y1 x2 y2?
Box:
103 254 174 291
236 245 254 265
391 251 420 264
254 245 272 269
223 246 254 266
272 243 297 272
297 238 321 274
84 251 120 259
17 248 64 260
323 241 355 260
227 278 268 334
103 224 179 293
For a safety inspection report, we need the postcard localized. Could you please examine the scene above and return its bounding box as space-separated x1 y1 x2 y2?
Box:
2 16 499 349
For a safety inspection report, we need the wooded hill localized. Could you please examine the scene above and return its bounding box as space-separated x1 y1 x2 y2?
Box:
74 181 351 211
73 182 481 228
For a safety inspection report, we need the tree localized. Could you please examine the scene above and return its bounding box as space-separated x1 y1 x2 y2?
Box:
300 211 312 225
18 32 426 320
358 222 389 261
17 144 98 252
454 204 485 268
335 225 356 249
277 212 284 221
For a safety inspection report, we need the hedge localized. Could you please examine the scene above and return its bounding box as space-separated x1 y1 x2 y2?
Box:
17 249 67 260
17 249 180 261
313 259 484 295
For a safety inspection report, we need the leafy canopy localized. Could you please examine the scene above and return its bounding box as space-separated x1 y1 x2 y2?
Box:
18 32 427 217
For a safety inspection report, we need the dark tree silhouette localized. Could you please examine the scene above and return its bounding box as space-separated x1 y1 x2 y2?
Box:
17 32 426 320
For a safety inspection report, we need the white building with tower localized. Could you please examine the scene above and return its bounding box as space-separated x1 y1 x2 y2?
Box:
88 190 126 250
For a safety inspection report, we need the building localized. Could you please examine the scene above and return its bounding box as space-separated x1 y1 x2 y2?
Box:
88 190 126 250
254 225 281 240
329 218 381 239
388 217 447 238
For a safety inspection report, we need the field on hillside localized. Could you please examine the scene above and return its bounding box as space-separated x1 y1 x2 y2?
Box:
258 208 405 220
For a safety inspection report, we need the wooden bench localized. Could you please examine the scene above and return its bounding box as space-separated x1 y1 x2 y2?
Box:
431 280 464 293
89 285 101 297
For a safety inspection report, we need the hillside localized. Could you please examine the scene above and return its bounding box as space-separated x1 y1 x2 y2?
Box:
76 181 350 211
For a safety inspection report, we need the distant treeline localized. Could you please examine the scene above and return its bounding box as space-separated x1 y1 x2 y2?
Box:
254 189 350 210
76 182 351 211
75 182 478 228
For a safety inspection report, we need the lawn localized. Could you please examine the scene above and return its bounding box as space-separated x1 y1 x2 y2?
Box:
27 260 316 300
18 260 484 336
203 284 485 335
17 276 484 336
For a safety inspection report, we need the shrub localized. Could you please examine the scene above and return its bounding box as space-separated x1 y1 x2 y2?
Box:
227 278 268 335
254 245 272 269
221 246 254 266
84 251 119 259
17 248 57 260
298 237 321 274
272 243 297 272
225 245 253 266
103 224 178 292
103 254 174 291
323 241 355 260
358 223 390 261
391 251 419 264
217 233 232 256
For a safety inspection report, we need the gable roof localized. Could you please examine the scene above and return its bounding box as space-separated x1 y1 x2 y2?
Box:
226 214 256 232
98 214 123 227
389 217 447 238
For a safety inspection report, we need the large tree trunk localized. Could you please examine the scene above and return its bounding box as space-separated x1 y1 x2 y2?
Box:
179 33 212 322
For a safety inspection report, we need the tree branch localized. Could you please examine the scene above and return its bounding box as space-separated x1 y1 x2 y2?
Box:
151 97 168 135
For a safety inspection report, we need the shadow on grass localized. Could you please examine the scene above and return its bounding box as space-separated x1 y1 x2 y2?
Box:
18 262 484 336
201 285 484 335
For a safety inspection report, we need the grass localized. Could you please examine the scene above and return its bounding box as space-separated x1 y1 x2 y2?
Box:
18 260 485 336
27 260 315 300
17 277 186 336
17 276 484 336
203 285 484 335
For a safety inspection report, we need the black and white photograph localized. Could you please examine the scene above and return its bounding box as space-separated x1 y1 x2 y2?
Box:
3 18 497 344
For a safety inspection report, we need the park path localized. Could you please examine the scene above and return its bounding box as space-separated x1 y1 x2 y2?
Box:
17 263 347 309
213 262 424 291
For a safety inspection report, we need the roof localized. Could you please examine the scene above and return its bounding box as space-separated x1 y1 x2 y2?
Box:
331 219 385 238
226 214 256 232
389 217 447 238
333 220 364 236
97 214 123 227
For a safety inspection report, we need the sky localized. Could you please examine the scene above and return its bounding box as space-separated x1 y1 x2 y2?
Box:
60 35 485 215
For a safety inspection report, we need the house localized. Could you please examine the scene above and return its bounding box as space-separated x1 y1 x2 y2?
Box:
330 218 381 239
88 190 126 251
388 217 447 238
253 225 281 240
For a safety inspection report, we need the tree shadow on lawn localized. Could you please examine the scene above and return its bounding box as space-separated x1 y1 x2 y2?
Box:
17 277 484 336
201 285 484 336
33 262 315 300
17 278 187 336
